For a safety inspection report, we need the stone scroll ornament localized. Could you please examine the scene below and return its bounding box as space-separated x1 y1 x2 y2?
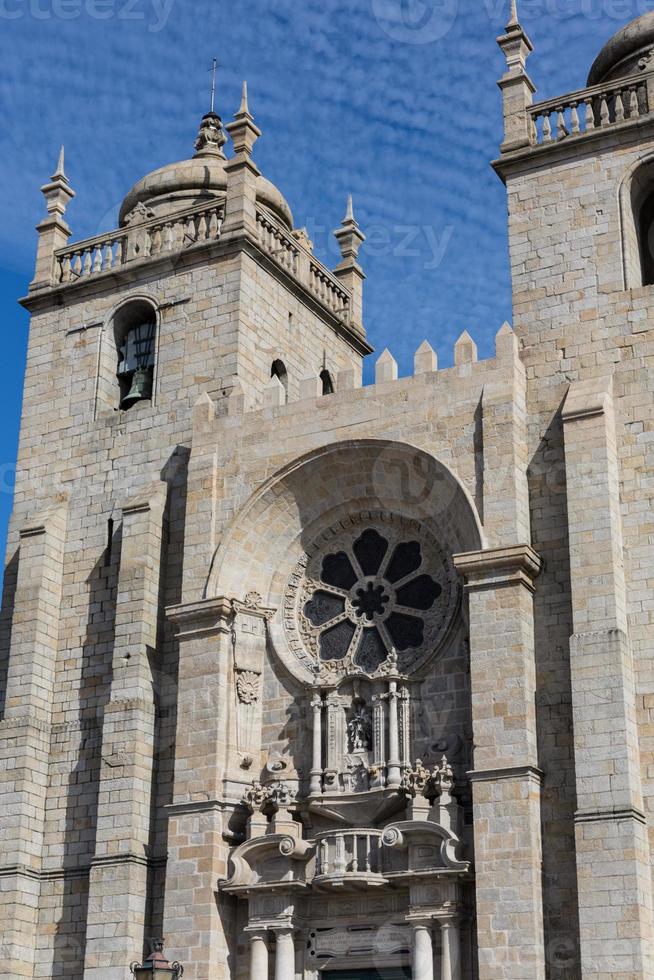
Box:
283 511 459 679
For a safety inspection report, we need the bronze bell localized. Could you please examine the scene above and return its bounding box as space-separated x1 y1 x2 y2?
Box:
121 368 152 409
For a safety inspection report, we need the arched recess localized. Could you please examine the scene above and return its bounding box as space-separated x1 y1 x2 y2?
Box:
95 293 161 415
207 439 484 684
619 151 654 288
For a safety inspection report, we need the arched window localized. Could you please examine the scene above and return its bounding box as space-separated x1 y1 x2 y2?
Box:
271 359 288 402
638 190 654 285
320 369 335 395
114 301 157 410
621 159 654 288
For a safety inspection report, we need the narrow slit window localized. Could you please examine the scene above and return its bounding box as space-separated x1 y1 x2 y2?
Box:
320 369 334 395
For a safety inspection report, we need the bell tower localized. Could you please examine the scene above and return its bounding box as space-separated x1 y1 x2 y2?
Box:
0 83 371 980
495 6 654 977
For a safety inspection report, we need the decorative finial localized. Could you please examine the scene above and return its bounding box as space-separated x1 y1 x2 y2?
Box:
194 111 227 159
334 193 365 262
226 81 261 157
507 0 519 27
39 144 75 219
52 145 67 183
239 80 249 116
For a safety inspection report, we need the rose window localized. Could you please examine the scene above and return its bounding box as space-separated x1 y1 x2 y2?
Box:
292 519 456 676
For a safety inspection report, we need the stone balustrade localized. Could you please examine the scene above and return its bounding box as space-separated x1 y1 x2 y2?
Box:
528 71 652 146
255 209 299 276
314 828 385 885
256 208 351 322
53 201 224 284
309 261 350 317
50 198 353 328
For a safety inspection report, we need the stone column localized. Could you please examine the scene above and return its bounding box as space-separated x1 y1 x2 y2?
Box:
164 596 236 979
387 680 401 788
562 377 654 978
438 917 461 980
83 483 167 979
412 921 434 980
0 504 67 978
371 692 386 787
249 932 268 980
324 691 341 791
309 692 323 795
273 929 295 980
453 545 545 980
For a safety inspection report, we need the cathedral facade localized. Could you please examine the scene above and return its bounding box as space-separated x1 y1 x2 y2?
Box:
2 7 654 980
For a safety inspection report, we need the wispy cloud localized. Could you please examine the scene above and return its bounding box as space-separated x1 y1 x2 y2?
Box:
0 0 641 554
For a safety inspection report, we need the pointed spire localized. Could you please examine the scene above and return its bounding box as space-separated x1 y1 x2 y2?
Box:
52 145 67 183
239 80 250 117
226 81 261 158
497 0 535 153
334 194 365 262
333 193 367 333
264 373 286 408
40 145 75 218
32 145 75 289
498 0 533 69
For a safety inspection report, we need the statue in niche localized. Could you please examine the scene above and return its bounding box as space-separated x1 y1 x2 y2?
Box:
347 702 372 752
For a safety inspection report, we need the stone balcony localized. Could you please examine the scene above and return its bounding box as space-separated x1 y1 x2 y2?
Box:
313 829 386 890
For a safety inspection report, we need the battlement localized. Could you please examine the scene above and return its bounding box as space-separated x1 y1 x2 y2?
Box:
194 322 520 425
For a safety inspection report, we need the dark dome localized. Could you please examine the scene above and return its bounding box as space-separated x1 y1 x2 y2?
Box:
588 12 654 86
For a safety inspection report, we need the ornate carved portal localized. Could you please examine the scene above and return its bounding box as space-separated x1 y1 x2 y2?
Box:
221 512 471 978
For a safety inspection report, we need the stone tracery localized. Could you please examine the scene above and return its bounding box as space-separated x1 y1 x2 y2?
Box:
285 511 459 681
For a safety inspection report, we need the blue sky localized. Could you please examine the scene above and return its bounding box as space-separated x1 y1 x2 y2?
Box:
0 0 649 567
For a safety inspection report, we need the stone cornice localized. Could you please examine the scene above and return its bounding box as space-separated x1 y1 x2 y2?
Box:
575 805 646 825
467 764 543 785
166 596 234 639
561 376 613 423
453 544 542 591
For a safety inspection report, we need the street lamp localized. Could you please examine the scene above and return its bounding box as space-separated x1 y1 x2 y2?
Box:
130 940 184 979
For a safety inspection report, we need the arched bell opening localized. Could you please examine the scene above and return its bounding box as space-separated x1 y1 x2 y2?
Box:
113 299 158 410
620 154 654 287
95 295 160 415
